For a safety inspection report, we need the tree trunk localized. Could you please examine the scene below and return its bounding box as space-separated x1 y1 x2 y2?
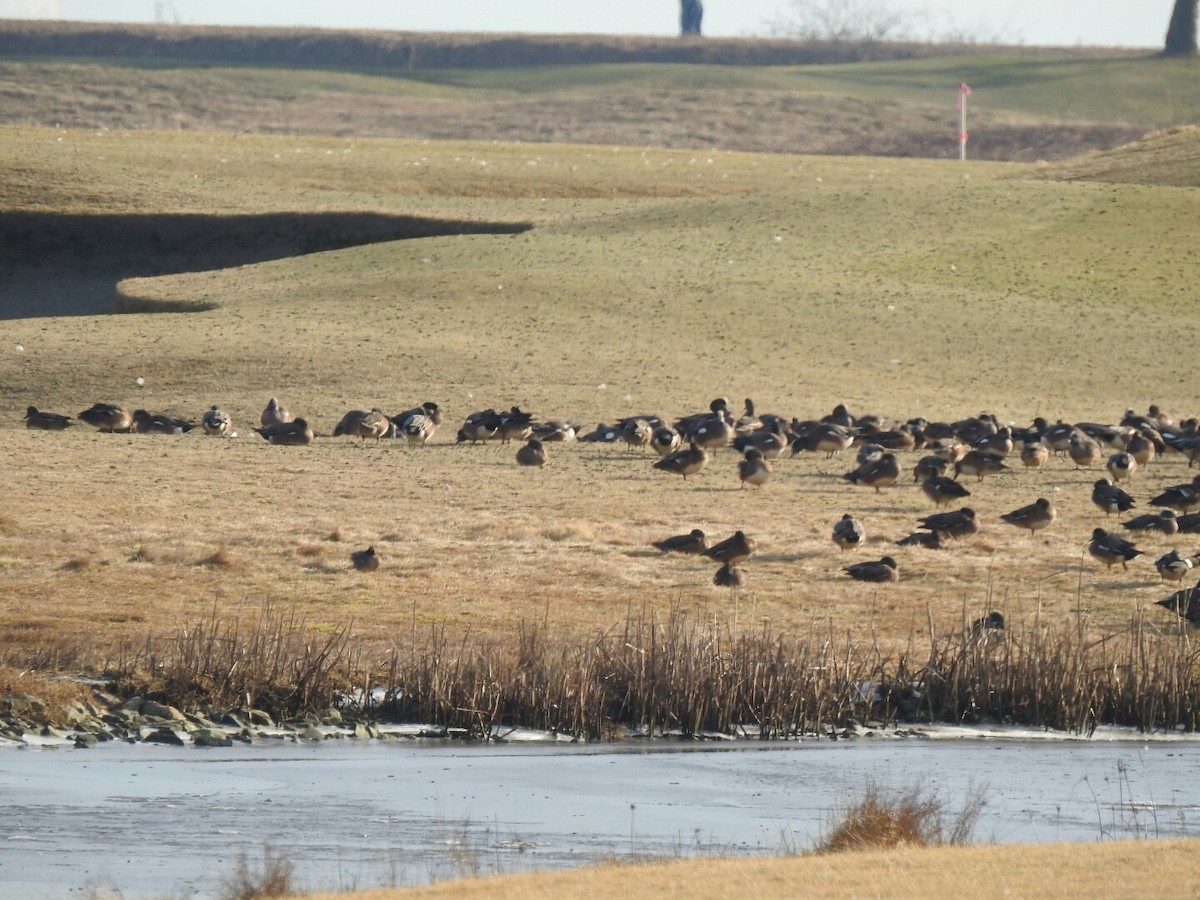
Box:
1164 0 1197 56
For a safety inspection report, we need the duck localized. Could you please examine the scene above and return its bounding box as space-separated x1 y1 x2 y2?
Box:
201 405 232 437
1121 509 1179 536
702 530 755 566
737 448 772 489
843 452 900 493
351 546 379 572
970 611 1006 636
1091 478 1135 518
24 406 73 430
516 438 549 467
652 529 708 555
690 412 733 451
918 507 979 540
1019 441 1049 468
912 455 949 483
532 419 579 442
734 398 762 436
1106 451 1137 483
953 450 1009 482
713 563 746 588
832 513 866 552
1155 549 1197 583
896 531 944 550
261 397 294 428
1088 527 1143 570
254 418 315 446
1067 432 1103 468
732 419 788 459
579 423 621 444
334 408 391 442
620 417 654 450
794 421 855 458
458 408 502 443
1177 512 1200 535
1000 498 1057 536
497 407 536 444
921 474 971 507
674 397 731 440
1156 585 1200 624
393 402 443 445
650 424 682 457
653 442 708 480
78 402 133 433
843 556 899 583
1149 475 1200 514
971 427 1013 458
131 409 194 434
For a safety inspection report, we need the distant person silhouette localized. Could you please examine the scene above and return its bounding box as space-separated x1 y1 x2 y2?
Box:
681 0 703 35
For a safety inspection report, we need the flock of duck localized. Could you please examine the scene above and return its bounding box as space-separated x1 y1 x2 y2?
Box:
20 396 1200 626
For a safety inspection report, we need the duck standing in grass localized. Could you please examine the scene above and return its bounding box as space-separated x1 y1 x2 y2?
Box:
261 397 294 428
1155 549 1197 583
843 556 899 583
843 452 900 493
737 447 772 489
921 474 970 507
713 563 746 588
653 442 708 480
1092 478 1135 518
918 507 979 540
1157 585 1200 624
702 530 755 566
1088 528 1143 570
832 513 866 552
1000 498 1057 536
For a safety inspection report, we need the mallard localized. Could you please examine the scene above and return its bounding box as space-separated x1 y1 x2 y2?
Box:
918 507 979 540
1000 498 1057 536
713 563 746 588
333 409 390 442
1121 509 1179 536
131 409 194 435
652 529 708 555
516 438 549 467
832 513 866 551
78 402 133 433
1089 527 1143 570
1155 549 1197 583
261 397 293 428
1106 451 1137 483
1157 585 1200 624
351 546 379 572
201 405 232 437
843 556 899 583
953 450 1009 482
254 418 314 446
653 442 708 480
702 530 755 566
843 452 900 493
1019 441 1049 469
1149 475 1200 514
393 402 443 445
922 474 970 507
1092 478 1135 518
737 447 772 489
24 406 73 430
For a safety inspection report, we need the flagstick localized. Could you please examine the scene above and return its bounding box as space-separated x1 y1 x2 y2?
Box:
959 91 967 161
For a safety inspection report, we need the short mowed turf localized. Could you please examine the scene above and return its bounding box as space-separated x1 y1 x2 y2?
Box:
3 116 1200 680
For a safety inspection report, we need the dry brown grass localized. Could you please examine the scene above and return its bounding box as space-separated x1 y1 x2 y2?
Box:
296 839 1200 899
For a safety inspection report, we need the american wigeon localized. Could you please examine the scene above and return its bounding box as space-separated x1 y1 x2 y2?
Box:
1157 585 1200 624
394 402 443 445
24 406 73 430
1154 549 1197 583
953 449 1009 482
351 546 379 572
652 529 708 555
1125 432 1158 467
1092 478 1135 518
261 397 294 428
732 419 788 458
794 421 855 458
713 563 746 588
1067 432 1103 467
516 438 549 467
970 611 1006 635
334 408 391 442
650 424 682 457
580 423 621 443
498 407 535 444
78 403 133 433
918 507 979 540
1149 475 1200 514
131 409 194 435
843 452 900 493
621 417 653 450
1089 527 1143 569
1121 509 1179 536
912 455 949 482
532 420 579 442
1106 451 1137 483
690 413 733 451
971 427 1013 458
653 442 708 480
921 474 971 507
843 556 898 583
737 448 772 489
734 398 761 436
254 418 314 446
702 530 755 566
201 405 232 437
1000 498 1057 536
458 409 501 443
832 513 866 551
1019 441 1049 468
896 531 944 550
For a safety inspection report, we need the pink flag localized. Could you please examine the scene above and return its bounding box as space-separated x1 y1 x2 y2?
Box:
956 83 973 109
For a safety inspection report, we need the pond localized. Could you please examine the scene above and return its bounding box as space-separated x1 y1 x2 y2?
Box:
2 727 1198 898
